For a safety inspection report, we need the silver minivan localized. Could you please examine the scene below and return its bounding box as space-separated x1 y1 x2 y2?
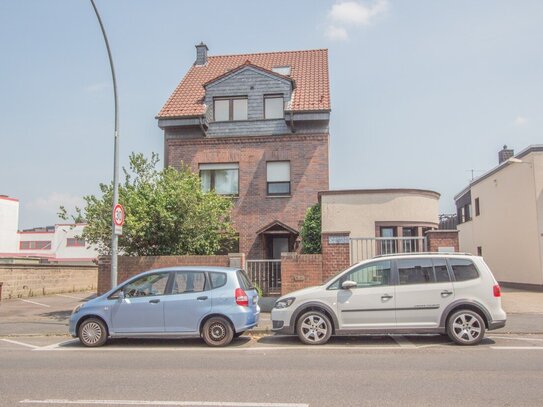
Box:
271 254 506 345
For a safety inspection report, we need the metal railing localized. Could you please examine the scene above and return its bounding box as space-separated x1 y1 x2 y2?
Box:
350 237 428 265
245 259 282 296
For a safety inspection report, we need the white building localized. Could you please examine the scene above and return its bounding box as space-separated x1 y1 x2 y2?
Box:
0 196 19 253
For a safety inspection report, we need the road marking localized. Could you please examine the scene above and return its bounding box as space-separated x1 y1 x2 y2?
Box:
390 335 416 348
55 294 87 301
491 346 543 350
0 339 40 349
18 299 51 308
488 335 543 342
19 399 309 406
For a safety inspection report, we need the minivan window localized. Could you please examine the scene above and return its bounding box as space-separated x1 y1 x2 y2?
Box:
209 272 227 289
433 258 451 282
338 260 392 288
398 259 435 285
449 259 480 281
237 270 254 290
172 271 206 294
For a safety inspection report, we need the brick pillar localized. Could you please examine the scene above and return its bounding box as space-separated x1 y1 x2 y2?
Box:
425 230 459 252
97 256 111 295
228 253 246 269
321 232 351 282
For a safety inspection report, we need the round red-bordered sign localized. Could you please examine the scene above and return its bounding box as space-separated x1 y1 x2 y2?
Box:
113 204 125 226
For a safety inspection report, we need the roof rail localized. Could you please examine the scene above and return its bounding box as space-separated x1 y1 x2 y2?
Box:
373 252 473 259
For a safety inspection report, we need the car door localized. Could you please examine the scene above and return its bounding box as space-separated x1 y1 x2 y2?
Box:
394 258 455 328
163 271 212 333
335 260 396 329
110 272 170 333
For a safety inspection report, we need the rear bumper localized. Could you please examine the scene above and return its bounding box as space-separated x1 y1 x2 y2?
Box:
488 319 506 330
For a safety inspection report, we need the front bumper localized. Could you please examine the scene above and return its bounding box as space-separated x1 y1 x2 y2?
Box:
271 307 295 335
68 314 78 337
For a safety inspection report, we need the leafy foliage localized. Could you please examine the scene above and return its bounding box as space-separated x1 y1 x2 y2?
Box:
299 203 322 254
60 153 236 256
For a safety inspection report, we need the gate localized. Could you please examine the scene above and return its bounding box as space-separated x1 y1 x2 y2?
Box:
245 260 281 296
350 237 428 264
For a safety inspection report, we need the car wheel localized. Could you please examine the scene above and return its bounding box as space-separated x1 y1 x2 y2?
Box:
202 317 234 347
78 318 107 347
296 310 332 345
447 309 485 346
234 331 245 338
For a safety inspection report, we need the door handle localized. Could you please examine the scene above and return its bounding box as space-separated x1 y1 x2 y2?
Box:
381 294 393 300
441 290 453 297
149 299 160 304
197 296 208 301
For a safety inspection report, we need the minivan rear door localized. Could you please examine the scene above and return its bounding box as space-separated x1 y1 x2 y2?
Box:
394 258 455 328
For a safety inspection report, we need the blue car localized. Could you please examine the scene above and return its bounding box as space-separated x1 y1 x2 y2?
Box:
69 266 260 347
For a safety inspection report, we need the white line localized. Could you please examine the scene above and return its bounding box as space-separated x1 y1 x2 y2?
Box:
488 335 543 342
34 339 79 351
491 346 543 350
55 294 87 301
18 299 50 308
0 338 40 349
19 399 309 406
390 335 416 348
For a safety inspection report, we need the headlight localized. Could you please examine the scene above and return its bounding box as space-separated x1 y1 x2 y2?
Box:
274 297 295 309
72 304 83 314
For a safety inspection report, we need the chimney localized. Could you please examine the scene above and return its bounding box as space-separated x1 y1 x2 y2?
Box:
498 145 514 164
195 42 208 66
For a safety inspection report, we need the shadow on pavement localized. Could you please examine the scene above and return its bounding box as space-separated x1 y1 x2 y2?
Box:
59 336 252 349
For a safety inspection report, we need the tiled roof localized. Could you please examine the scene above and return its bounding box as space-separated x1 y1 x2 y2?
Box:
157 48 330 119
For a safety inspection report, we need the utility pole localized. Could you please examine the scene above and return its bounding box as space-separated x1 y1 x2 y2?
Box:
90 0 120 287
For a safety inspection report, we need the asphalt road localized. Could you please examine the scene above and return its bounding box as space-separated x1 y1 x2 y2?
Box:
2 334 543 406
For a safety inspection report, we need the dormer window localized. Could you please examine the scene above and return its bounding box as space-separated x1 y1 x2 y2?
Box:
272 66 291 76
264 95 284 119
214 97 248 121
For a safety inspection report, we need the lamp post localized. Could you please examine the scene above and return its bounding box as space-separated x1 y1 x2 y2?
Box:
90 0 120 287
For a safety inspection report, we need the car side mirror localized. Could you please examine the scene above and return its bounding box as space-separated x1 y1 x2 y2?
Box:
341 280 357 290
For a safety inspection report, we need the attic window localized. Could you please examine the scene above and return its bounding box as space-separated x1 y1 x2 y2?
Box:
272 66 291 76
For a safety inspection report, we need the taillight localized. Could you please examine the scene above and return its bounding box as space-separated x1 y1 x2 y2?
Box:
235 288 249 306
493 284 501 297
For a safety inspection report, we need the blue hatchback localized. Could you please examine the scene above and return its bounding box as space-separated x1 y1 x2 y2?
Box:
69 266 260 347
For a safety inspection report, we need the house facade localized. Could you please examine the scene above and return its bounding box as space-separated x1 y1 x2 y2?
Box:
455 145 543 289
157 44 330 259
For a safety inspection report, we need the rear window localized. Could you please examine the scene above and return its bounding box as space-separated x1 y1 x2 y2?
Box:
449 259 480 281
237 270 254 290
209 272 227 289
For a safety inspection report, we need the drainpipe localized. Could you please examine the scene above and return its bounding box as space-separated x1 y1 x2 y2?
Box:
198 116 208 137
287 112 296 133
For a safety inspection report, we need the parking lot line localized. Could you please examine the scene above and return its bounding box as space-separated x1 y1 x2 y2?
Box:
390 335 416 348
19 399 309 406
0 339 41 349
491 346 543 350
54 294 87 300
18 299 51 308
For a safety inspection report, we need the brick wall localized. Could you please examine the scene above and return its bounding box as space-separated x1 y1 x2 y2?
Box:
280 253 323 295
0 264 97 300
166 133 329 259
426 230 460 252
97 255 230 294
321 232 351 282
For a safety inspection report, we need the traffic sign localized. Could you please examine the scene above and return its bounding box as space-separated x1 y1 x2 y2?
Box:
113 204 125 226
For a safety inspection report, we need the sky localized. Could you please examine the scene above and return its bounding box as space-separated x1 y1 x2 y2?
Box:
1 0 542 229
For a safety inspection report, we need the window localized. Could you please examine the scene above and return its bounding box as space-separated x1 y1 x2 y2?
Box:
266 161 290 195
272 66 291 76
477 246 483 256
209 272 227 289
19 241 52 250
66 238 85 247
402 227 418 253
475 198 480 216
172 271 207 294
200 163 239 195
237 270 255 290
398 259 435 285
264 96 284 119
433 259 451 282
337 260 392 288
449 259 479 281
122 273 170 298
213 97 247 121
380 227 397 254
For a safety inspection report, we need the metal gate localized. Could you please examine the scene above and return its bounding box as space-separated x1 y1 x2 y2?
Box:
245 260 281 296
350 237 428 265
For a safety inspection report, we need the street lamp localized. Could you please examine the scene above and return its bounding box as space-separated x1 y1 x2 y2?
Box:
89 0 120 288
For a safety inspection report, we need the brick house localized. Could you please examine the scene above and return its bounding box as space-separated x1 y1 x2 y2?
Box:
156 44 330 259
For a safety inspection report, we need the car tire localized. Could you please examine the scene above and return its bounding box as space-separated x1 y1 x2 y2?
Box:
296 310 332 345
78 318 108 347
447 309 485 346
202 317 234 347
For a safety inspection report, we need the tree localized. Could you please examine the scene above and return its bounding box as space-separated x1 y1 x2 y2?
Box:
299 203 321 254
60 152 236 256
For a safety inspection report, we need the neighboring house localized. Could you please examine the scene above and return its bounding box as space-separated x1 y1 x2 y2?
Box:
0 196 98 264
157 44 330 259
319 189 442 263
455 145 543 289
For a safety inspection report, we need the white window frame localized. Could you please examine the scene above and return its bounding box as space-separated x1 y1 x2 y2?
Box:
266 161 290 196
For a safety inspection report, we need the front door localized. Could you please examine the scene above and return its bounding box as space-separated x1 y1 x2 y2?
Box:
394 258 455 328
272 237 289 259
335 260 396 329
111 272 170 333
